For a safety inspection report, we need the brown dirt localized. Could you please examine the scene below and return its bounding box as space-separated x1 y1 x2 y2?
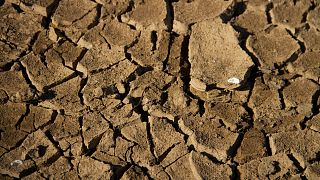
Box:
0 0 320 179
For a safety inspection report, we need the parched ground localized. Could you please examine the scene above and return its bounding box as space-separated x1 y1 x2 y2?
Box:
1 0 320 179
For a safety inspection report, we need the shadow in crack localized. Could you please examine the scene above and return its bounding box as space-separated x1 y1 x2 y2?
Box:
39 90 57 100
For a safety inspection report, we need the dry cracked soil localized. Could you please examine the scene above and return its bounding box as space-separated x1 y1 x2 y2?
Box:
0 0 320 179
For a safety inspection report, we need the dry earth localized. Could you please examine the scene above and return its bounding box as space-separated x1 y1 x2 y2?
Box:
0 0 320 179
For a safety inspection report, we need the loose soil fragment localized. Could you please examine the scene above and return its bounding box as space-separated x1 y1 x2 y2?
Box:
166 35 184 76
52 0 98 42
0 69 35 102
305 162 320 179
0 103 28 149
247 26 300 70
101 103 140 128
271 0 311 31
248 77 282 121
120 166 148 180
234 7 268 33
150 116 188 167
121 120 155 169
79 43 125 74
128 30 170 69
0 130 59 178
307 5 320 30
235 128 268 164
100 18 139 47
179 115 239 162
52 40 84 69
306 114 320 132
32 30 54 55
172 0 234 34
11 0 56 16
238 153 299 179
77 23 106 49
189 18 254 89
94 132 133 166
74 156 112 179
38 156 72 179
0 41 21 68
165 154 195 180
128 70 174 105
82 112 110 149
287 52 320 83
158 78 199 120
83 59 136 108
121 0 167 30
270 129 320 168
283 78 319 117
98 0 131 17
21 52 74 91
0 5 42 50
205 102 250 132
298 25 320 52
20 105 53 133
189 151 233 180
38 77 84 114
48 114 80 140
47 114 82 156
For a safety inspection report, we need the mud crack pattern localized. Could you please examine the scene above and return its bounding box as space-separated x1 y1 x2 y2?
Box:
1 0 320 179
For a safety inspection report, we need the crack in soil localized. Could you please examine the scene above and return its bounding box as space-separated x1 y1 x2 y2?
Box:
1 0 320 179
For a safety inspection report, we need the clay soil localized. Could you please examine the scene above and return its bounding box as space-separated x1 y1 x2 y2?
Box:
1 0 320 179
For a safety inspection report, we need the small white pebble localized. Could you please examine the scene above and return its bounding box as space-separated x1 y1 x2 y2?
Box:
10 160 23 167
227 77 241 84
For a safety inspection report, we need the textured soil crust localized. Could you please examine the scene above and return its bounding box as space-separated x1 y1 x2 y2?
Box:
1 0 320 179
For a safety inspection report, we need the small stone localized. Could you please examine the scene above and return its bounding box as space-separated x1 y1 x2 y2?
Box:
10 160 23 167
227 77 241 85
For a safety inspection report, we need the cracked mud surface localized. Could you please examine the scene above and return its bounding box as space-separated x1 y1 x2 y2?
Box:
1 0 320 179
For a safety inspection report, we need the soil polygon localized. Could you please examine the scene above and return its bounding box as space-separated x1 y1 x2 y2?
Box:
1 0 320 179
